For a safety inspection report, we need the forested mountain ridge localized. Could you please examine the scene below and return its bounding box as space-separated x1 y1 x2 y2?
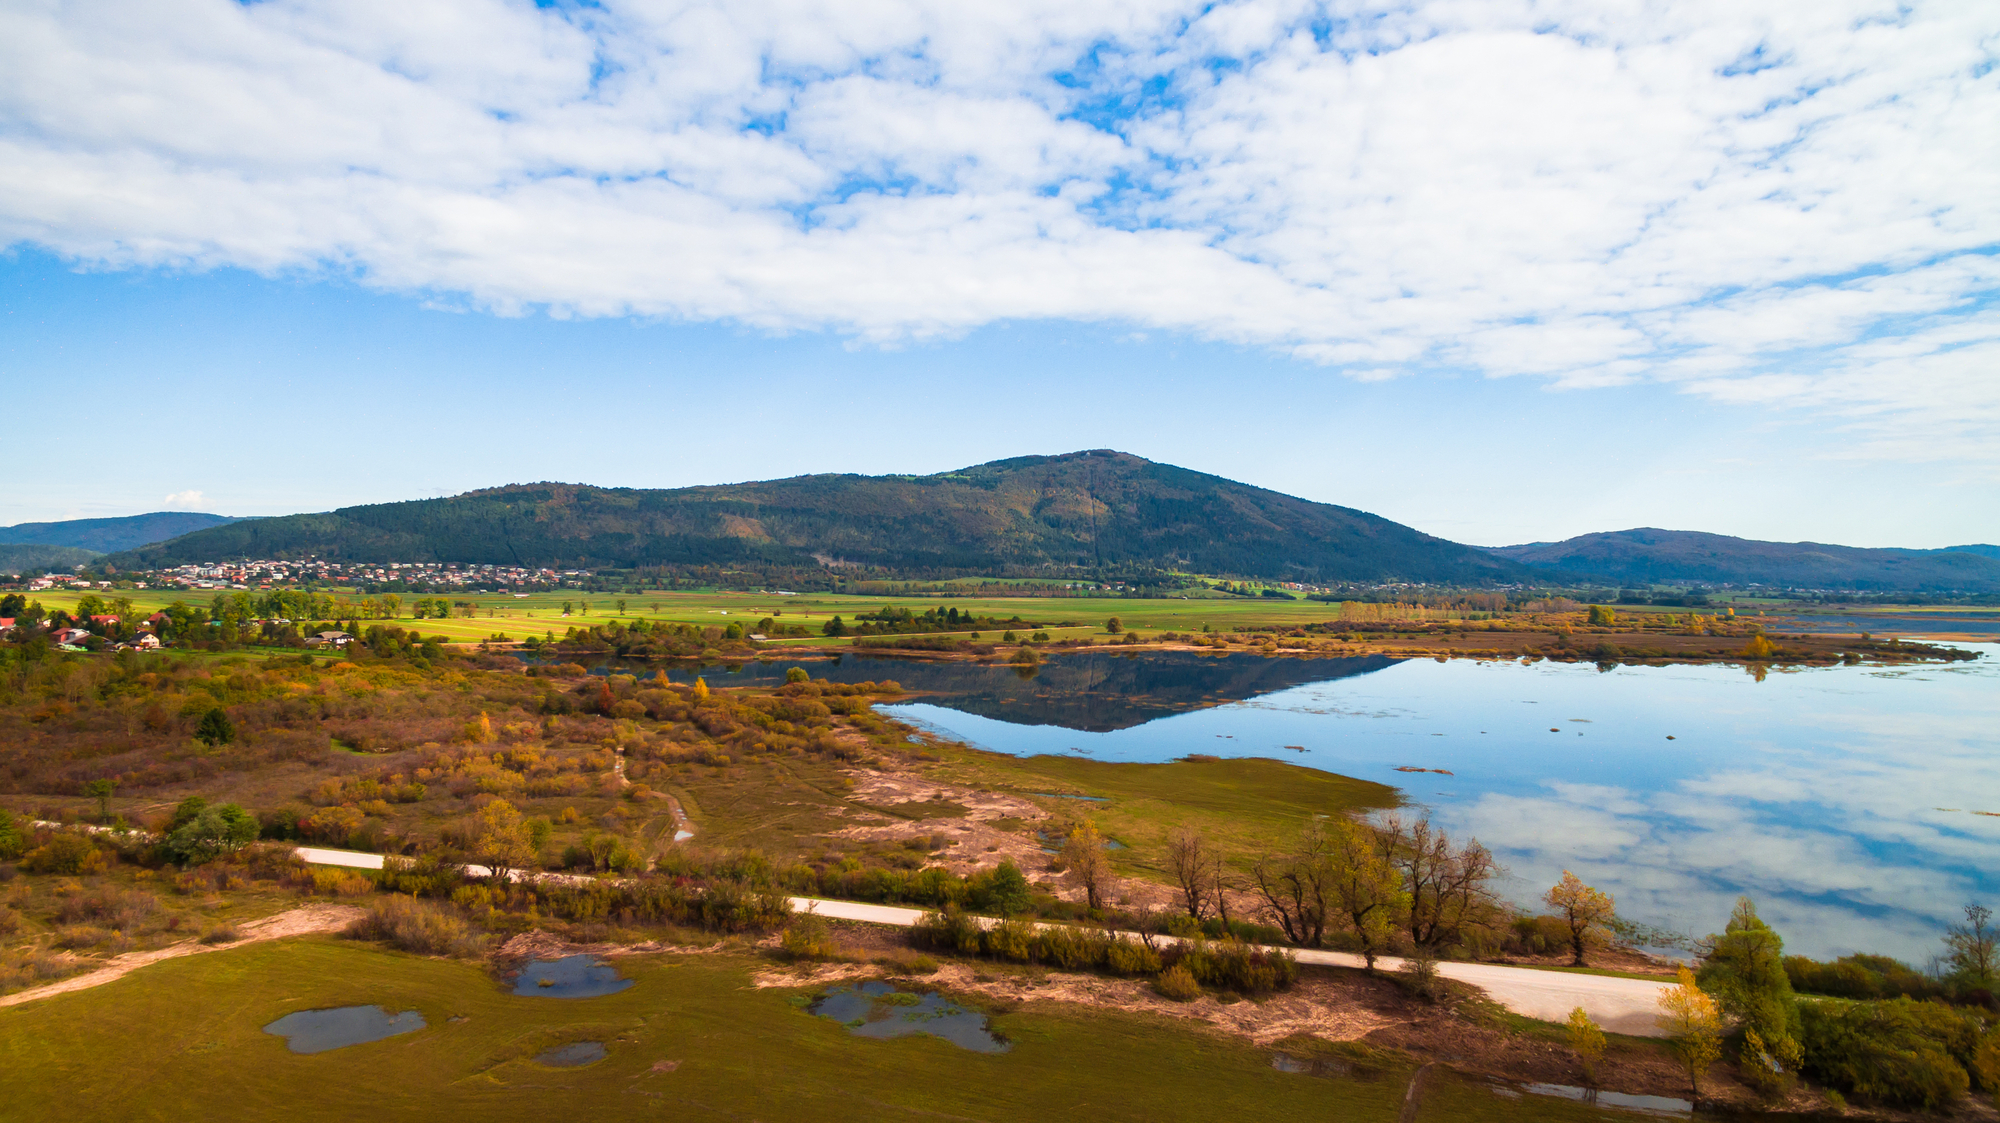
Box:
1486 528 2000 592
0 511 243 553
107 451 1531 584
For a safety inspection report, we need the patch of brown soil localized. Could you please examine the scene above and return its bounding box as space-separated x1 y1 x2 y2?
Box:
491 929 723 965
0 902 365 1009
833 767 1056 884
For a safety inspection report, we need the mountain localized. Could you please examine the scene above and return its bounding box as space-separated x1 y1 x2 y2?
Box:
0 511 244 553
105 451 1531 584
0 543 101 575
1486 529 2000 593
1922 544 2000 561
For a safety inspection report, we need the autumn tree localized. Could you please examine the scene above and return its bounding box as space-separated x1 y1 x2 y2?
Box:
1325 818 1407 972
1059 821 1114 911
1105 617 1123 634
1545 870 1615 966
692 676 710 702
1657 966 1723 1097
472 799 535 882
1587 605 1615 626
1253 822 1333 947
1566 1006 1606 1084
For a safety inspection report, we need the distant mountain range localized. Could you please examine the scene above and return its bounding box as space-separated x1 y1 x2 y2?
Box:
0 511 243 554
0 544 102 576
106 451 1529 585
1486 529 2000 593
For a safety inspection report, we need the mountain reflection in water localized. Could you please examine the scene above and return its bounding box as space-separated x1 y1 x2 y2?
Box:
561 649 1397 731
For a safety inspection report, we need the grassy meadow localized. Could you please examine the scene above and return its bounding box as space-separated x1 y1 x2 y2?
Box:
0 937 1644 1122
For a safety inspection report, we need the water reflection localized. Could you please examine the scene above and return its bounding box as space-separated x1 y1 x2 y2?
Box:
883 644 2000 961
263 1006 425 1054
512 955 633 998
808 981 1009 1053
539 650 1395 732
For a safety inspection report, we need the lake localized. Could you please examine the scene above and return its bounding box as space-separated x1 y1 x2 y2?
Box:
569 643 1998 962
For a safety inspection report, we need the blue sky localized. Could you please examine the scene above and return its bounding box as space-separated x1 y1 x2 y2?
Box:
2 0 1995 547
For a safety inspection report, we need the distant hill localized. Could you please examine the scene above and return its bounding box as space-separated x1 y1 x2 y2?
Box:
0 543 101 576
1923 544 2000 560
1486 529 2000 593
107 451 1531 584
0 511 243 553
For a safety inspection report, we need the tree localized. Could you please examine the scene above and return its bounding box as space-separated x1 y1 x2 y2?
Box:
692 676 710 702
1324 818 1407 971
1698 897 1802 1071
974 860 1032 916
1059 821 1114 911
616 599 627 615
1254 822 1332 947
1742 633 1776 660
0 808 22 860
1587 605 1615 626
1384 813 1497 952
81 778 118 822
1166 826 1219 920
785 666 809 684
1105 617 1123 634
169 796 209 832
1545 871 1615 966
164 803 259 866
822 615 847 636
1567 1006 1606 1084
194 707 235 746
1942 902 1998 995
1657 966 1723 1098
471 799 534 882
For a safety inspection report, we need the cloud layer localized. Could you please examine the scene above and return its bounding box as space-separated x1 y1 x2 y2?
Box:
3 0 1995 458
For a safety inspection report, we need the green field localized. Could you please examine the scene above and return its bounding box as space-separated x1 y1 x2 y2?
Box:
24 587 1374 646
0 937 1640 1122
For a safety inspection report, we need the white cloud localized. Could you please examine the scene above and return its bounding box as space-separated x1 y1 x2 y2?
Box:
1 0 1995 460
162 490 205 508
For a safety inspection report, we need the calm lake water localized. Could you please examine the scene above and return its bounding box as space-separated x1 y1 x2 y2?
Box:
575 643 1998 961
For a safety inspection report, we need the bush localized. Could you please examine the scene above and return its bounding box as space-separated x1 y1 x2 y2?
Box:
780 910 839 961
1154 965 1201 1001
23 833 106 876
344 895 488 957
1105 936 1163 977
200 922 242 945
1799 997 1989 1108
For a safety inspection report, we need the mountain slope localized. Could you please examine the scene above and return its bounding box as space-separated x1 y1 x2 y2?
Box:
0 544 101 575
0 512 243 553
107 451 1529 584
1487 529 2000 592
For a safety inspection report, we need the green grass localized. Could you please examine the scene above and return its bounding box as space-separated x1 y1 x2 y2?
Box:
929 750 1398 877
0 937 1643 1122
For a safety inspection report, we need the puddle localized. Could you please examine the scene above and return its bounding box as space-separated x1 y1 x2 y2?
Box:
535 1042 607 1067
808 981 1009 1053
1029 792 1109 801
1521 1083 1692 1117
263 1006 426 1054
512 955 634 998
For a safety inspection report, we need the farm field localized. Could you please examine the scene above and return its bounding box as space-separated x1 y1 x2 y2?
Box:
0 936 1643 1122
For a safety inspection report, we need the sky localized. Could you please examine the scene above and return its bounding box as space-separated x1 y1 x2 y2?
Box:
2 0 1996 548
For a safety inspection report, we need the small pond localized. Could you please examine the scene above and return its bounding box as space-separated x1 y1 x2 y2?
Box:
512 955 633 998
1509 1082 1691 1117
808 981 1009 1053
534 1041 608 1067
263 1005 426 1054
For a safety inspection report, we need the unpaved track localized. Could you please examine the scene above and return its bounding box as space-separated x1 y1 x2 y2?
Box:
0 903 364 1009
786 896 1673 1036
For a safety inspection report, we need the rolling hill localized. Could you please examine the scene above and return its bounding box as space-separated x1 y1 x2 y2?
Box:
106 451 1531 584
1486 529 2000 593
0 511 243 553
0 543 102 575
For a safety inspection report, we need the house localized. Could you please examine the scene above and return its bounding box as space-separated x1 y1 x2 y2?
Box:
118 634 162 651
311 631 353 647
89 615 120 626
51 627 91 645
0 618 13 633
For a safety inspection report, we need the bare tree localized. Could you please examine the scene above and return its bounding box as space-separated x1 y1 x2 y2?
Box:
1253 821 1333 947
1383 813 1499 953
1324 819 1406 972
1943 902 1998 993
1166 826 1215 920
1059 821 1114 911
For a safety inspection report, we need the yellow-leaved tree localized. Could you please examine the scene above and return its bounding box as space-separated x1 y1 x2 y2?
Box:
1545 871 1616 966
472 799 533 883
1567 1006 1606 1084
1059 821 1114 911
1657 966 1723 1098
